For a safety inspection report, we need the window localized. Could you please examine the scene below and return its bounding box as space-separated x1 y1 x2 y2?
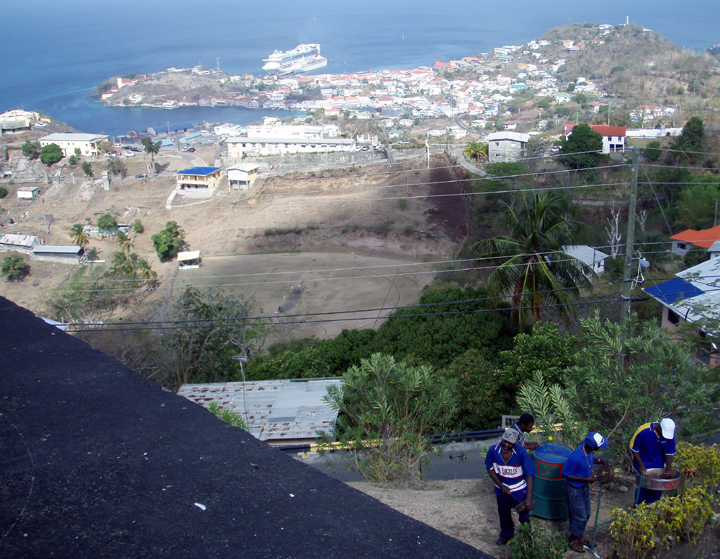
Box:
667 309 680 325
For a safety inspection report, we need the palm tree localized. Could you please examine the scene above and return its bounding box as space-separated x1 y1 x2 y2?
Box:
116 230 133 256
135 258 158 290
463 141 487 162
111 251 134 276
473 190 592 329
141 137 161 177
70 223 89 249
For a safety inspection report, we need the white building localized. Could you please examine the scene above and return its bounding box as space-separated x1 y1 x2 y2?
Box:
17 186 40 200
226 136 355 158
39 133 109 157
563 245 609 276
227 164 261 190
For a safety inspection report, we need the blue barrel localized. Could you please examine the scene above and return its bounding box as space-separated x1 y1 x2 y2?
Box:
531 443 573 520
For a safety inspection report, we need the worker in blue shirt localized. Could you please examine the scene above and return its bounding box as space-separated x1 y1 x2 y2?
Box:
485 428 535 546
630 417 676 504
562 432 611 554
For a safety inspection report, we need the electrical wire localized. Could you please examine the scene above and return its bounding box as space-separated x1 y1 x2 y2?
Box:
65 295 634 333
28 241 682 292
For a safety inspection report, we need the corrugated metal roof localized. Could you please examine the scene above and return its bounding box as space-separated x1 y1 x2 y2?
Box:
0 234 39 248
32 245 82 254
177 166 221 176
563 245 609 267
643 278 704 305
177 378 341 442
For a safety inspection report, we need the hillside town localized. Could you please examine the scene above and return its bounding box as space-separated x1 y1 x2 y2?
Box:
2 19 720 559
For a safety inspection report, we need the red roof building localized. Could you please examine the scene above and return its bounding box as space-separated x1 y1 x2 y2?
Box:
565 121 626 154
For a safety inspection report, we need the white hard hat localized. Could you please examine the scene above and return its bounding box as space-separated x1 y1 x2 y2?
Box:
660 418 676 439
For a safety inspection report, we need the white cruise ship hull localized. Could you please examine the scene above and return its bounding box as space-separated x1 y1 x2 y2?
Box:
262 44 327 75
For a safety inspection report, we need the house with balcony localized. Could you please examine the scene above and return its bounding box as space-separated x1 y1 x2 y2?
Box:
175 167 223 199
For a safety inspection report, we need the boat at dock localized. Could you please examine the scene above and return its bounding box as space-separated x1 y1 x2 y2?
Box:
262 44 327 75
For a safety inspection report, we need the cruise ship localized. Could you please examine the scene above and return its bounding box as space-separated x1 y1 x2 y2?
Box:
262 44 328 75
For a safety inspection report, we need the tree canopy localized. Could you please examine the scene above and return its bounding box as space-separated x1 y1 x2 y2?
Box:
560 123 603 168
97 214 118 235
1 255 30 282
22 140 40 159
152 221 186 259
670 116 705 163
40 143 63 166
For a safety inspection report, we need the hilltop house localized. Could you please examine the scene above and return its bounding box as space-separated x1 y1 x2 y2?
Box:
39 133 109 157
175 167 223 199
565 122 626 154
670 225 720 257
227 164 261 190
487 131 530 162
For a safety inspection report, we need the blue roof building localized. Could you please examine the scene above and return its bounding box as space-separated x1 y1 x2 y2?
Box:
175 167 223 199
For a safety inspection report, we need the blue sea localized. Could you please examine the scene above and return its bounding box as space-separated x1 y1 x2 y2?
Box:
2 0 718 137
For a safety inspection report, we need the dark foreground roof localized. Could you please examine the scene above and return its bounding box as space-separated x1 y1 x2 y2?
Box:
0 297 494 559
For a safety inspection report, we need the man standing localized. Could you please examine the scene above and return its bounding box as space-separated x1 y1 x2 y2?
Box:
510 413 540 451
562 432 611 553
630 418 676 504
485 429 535 546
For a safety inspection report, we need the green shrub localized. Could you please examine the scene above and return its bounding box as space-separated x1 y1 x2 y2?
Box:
0 187 7 199
1 254 30 282
508 522 568 559
321 353 456 484
675 442 720 497
610 486 715 559
440 349 511 430
207 400 248 429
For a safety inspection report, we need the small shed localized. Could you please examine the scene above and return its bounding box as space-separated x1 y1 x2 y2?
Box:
563 245 609 276
17 186 39 200
227 164 260 190
0 233 41 254
177 250 201 269
32 245 84 264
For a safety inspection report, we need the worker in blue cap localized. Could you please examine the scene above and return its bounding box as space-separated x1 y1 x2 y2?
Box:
562 432 611 553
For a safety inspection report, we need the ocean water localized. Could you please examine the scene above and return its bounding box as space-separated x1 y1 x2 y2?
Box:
1 0 718 137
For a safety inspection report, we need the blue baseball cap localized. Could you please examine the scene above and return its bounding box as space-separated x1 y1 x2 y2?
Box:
584 432 609 449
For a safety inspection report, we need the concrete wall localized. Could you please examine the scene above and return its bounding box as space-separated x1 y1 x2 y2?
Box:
223 148 424 174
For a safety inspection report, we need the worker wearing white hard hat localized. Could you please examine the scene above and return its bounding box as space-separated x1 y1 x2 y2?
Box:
629 418 676 504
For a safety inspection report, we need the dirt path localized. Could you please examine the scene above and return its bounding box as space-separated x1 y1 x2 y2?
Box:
347 477 637 559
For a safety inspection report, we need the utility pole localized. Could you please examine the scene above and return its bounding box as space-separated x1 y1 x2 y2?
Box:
621 147 640 329
715 198 719 227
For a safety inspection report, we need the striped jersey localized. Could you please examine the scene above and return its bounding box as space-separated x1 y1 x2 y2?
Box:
485 442 536 497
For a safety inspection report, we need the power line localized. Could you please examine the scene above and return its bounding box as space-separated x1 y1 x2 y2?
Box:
66 294 633 333
64 281 619 328
31 241 681 292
